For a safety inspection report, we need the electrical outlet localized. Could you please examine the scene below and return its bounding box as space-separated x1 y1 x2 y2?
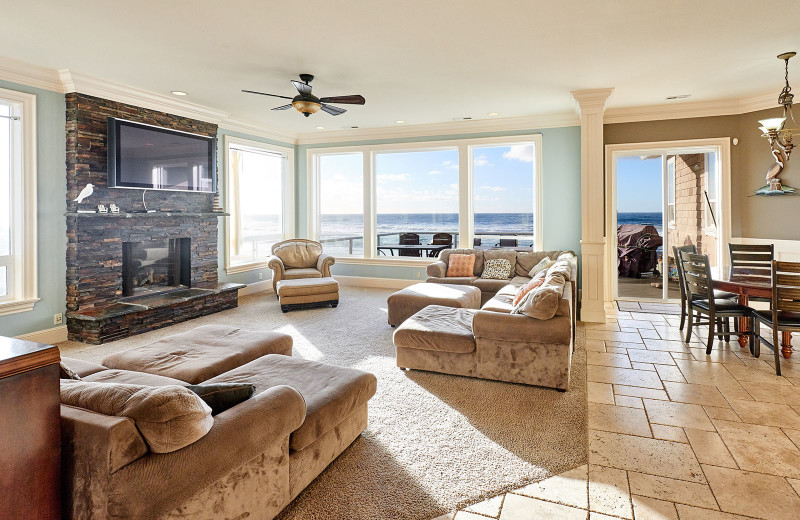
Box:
258 272 263 280
54 313 63 325
416 271 421 279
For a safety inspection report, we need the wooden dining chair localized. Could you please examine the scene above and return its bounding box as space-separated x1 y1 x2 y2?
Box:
729 244 774 303
680 251 756 353
674 245 738 331
753 260 800 376
398 233 421 257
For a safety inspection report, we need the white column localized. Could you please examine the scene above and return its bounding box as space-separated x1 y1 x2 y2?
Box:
571 88 614 323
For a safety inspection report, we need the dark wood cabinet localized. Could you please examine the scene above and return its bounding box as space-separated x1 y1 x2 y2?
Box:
0 336 61 520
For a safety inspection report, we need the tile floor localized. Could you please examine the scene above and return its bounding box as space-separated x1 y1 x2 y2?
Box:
431 303 800 520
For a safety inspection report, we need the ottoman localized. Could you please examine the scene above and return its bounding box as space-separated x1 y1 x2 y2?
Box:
101 324 293 384
276 276 339 312
387 282 481 327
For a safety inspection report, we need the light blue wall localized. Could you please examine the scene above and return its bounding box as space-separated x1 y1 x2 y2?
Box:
215 128 295 286
0 80 66 337
296 126 582 280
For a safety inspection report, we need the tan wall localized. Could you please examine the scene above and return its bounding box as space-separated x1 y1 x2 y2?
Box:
605 108 800 241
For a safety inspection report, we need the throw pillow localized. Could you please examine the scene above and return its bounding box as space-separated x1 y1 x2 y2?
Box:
520 272 567 320
59 361 81 380
546 259 572 281
60 380 213 453
185 383 256 416
512 271 546 307
528 257 555 278
481 258 513 280
447 253 476 277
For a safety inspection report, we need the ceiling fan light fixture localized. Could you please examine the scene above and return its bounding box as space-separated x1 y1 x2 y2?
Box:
292 99 321 117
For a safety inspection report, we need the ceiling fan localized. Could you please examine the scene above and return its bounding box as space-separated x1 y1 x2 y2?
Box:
242 74 365 117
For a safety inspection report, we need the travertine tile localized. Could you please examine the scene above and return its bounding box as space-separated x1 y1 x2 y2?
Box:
630 312 668 322
670 351 695 360
787 478 800 498
618 319 655 329
639 328 661 339
614 395 644 409
589 431 704 483
673 359 741 388
684 429 737 468
643 339 691 353
712 419 800 478
613 385 669 401
587 351 632 369
631 362 656 371
514 465 588 509
738 380 800 407
627 350 676 366
589 403 652 437
453 511 488 520
724 363 793 386
585 339 606 352
431 513 455 520
643 399 715 431
588 382 615 405
662 381 729 408
650 424 687 443
703 464 800 520
631 495 678 520
674 504 759 520
783 428 800 450
703 406 740 422
463 494 504 517
499 494 587 520
654 364 688 383
689 348 744 364
653 327 687 342
727 398 800 429
588 366 663 389
606 341 647 350
606 346 629 355
621 327 640 334
585 322 622 331
627 472 717 508
588 465 632 519
587 330 643 343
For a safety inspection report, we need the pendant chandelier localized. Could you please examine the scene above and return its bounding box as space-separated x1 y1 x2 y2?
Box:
758 52 798 194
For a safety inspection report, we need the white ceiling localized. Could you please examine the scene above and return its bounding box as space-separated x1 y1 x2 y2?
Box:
2 1 799 134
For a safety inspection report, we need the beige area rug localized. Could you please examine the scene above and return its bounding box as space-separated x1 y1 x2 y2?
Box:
60 287 588 520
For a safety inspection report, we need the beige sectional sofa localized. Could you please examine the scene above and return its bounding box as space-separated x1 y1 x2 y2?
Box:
394 248 577 390
59 325 376 520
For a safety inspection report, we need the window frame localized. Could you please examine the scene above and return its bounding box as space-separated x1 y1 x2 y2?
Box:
223 135 294 274
703 152 718 236
306 134 543 265
0 87 38 317
667 156 676 229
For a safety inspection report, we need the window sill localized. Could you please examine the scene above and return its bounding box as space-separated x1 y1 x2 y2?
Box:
225 261 270 275
0 297 40 317
334 257 434 268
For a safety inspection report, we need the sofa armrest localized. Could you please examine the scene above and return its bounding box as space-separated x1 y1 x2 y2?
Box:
427 261 447 278
473 309 572 345
268 255 285 291
107 385 306 520
317 253 335 277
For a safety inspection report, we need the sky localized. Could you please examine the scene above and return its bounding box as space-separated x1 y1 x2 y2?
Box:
317 144 536 215
616 155 663 213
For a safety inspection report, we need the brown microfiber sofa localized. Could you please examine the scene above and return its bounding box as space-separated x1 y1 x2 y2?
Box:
268 238 335 293
59 341 376 519
400 248 577 390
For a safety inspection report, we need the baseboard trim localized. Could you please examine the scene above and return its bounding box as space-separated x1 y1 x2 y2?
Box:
238 279 274 296
16 325 68 345
335 275 420 290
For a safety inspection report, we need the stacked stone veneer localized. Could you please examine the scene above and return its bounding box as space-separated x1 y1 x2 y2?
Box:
667 153 717 266
65 93 236 343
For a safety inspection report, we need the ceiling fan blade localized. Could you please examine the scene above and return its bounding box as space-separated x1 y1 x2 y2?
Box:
291 80 312 95
319 95 365 105
241 89 293 100
320 104 347 116
271 104 293 111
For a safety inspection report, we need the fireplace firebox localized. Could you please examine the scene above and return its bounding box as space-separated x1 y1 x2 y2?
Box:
122 238 191 296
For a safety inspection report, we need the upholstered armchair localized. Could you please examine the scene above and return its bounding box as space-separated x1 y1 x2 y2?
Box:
268 239 335 293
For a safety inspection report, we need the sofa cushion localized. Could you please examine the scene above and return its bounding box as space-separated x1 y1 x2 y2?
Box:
83 369 189 386
528 257 555 277
60 361 82 380
426 276 477 286
284 267 323 279
446 253 476 277
481 258 513 279
60 380 213 453
277 276 339 297
515 250 570 277
102 325 293 385
393 305 477 353
547 259 573 281
472 277 512 294
513 272 546 307
387 282 481 327
185 383 256 416
481 293 515 314
274 241 323 268
61 357 107 378
204 354 377 452
439 248 485 276
517 272 567 320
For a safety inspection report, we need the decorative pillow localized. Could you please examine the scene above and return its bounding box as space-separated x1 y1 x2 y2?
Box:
519 272 567 320
481 258 513 280
59 362 81 380
546 259 572 281
274 241 323 268
512 271 546 307
447 254 476 277
60 380 213 453
185 383 256 416
528 257 555 278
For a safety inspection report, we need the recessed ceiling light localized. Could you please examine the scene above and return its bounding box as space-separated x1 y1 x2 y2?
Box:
395 120 405 124
487 112 499 116
316 126 325 130
171 91 188 96
665 94 690 100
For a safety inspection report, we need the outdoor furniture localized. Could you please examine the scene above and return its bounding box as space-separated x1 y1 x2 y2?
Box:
673 244 736 330
268 239 335 293
387 282 481 327
473 238 482 247
680 251 756 353
728 243 774 302
497 238 518 248
430 233 453 256
276 277 339 312
753 260 800 376
399 233 422 257
376 243 449 257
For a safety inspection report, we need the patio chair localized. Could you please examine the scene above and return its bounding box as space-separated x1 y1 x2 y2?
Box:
399 233 421 257
679 251 756 353
673 244 737 331
497 238 518 248
753 260 800 376
473 238 482 247
430 233 453 257
729 243 774 303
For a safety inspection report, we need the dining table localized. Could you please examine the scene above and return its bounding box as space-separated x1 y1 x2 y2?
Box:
710 265 793 358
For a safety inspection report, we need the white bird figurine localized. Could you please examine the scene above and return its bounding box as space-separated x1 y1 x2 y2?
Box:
74 183 94 204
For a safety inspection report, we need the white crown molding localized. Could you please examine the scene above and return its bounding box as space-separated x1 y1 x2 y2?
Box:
604 90 777 124
571 88 615 116
295 112 580 145
219 116 296 145
0 55 64 93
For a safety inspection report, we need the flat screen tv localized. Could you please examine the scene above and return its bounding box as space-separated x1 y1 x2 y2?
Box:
107 118 216 192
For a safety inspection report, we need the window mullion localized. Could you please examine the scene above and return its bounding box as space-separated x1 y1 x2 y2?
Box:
458 143 472 249
363 151 375 259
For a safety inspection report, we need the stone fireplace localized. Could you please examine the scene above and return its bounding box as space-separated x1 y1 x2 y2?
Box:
122 238 191 297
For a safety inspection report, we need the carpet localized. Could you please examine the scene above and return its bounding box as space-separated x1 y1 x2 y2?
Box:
59 286 588 520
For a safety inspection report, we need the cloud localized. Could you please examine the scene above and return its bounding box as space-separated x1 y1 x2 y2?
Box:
502 144 534 162
449 183 459 191
479 185 505 192
474 154 491 167
376 173 410 182
427 170 443 176
442 160 458 170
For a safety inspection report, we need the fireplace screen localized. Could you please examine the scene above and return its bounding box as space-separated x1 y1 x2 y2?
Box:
122 238 190 296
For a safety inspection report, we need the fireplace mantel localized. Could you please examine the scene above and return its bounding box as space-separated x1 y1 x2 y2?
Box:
65 211 229 218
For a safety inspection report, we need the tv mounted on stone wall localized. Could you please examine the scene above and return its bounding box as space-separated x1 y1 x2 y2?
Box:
107 117 217 193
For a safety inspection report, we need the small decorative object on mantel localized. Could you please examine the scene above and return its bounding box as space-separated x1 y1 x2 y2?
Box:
97 204 108 214
756 51 798 196
74 183 96 213
109 203 120 214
